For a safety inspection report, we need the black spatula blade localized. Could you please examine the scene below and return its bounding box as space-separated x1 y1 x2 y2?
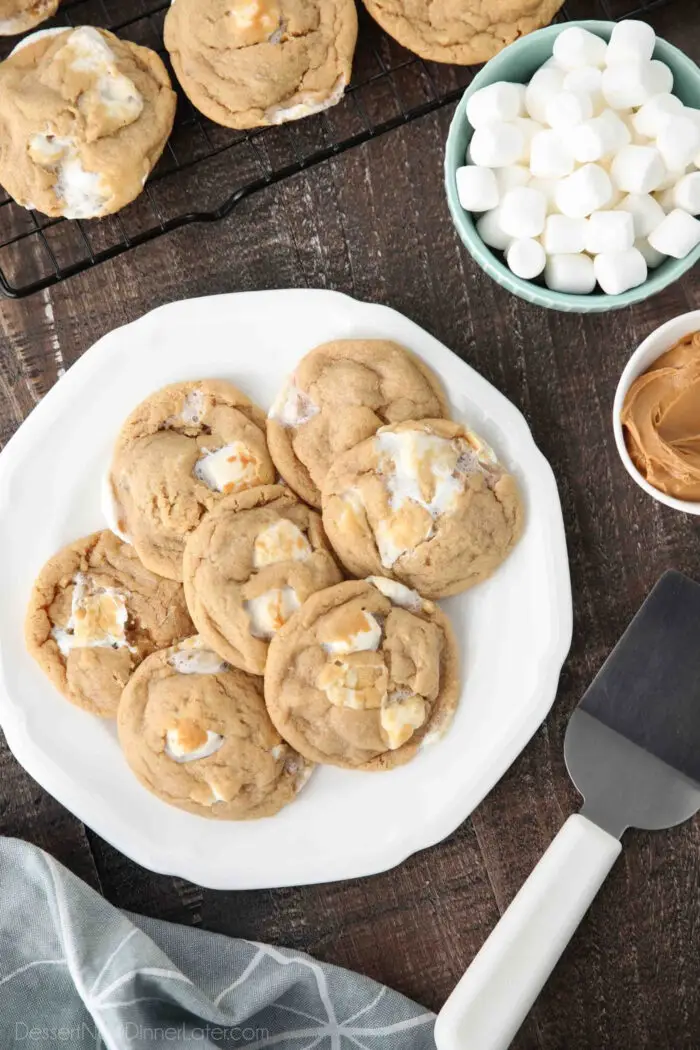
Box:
565 571 700 837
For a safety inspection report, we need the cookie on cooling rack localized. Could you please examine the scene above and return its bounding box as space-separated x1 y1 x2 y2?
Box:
118 636 313 819
25 530 193 717
322 418 524 598
267 338 449 508
106 380 276 582
164 0 358 130
264 577 459 770
0 25 176 217
0 0 59 35
361 0 564 65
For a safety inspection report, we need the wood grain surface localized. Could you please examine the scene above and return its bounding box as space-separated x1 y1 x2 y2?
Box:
1 2 699 1047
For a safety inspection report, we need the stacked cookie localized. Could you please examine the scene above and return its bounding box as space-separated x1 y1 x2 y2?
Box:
26 340 524 821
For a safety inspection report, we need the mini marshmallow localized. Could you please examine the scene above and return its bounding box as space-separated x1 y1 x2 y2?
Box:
616 192 666 236
685 108 700 132
499 186 547 237
632 93 682 138
466 81 525 127
571 109 630 163
513 116 544 162
563 66 604 114
648 208 700 258
476 206 512 250
553 27 607 71
494 165 531 193
655 186 676 212
635 237 666 268
545 90 593 130
656 116 700 173
469 121 525 167
530 129 574 178
606 20 655 65
542 214 587 254
555 163 613 217
456 165 499 211
648 60 673 96
593 248 647 294
673 171 700 214
623 113 650 146
506 238 546 279
528 176 560 214
525 67 565 123
601 61 656 110
544 253 596 294
610 145 665 194
584 210 635 253
655 167 686 193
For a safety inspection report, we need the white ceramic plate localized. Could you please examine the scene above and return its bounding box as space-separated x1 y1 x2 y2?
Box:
0 290 572 889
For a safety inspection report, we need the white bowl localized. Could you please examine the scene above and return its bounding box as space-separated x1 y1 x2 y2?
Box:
613 310 700 515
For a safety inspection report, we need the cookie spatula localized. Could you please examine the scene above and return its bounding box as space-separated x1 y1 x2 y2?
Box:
435 570 700 1050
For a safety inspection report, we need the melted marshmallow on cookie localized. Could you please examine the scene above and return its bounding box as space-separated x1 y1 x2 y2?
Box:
165 720 224 763
194 442 266 494
372 428 500 568
244 586 301 639
252 519 312 568
268 380 320 428
51 573 131 656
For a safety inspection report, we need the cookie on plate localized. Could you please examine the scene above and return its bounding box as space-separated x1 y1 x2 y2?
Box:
267 339 448 508
183 484 342 676
118 636 313 819
264 577 459 770
0 0 59 35
164 0 358 131
25 530 193 717
107 380 275 582
361 0 564 65
0 25 176 218
322 418 524 598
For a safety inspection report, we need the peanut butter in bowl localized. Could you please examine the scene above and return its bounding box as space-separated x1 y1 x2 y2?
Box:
621 330 700 503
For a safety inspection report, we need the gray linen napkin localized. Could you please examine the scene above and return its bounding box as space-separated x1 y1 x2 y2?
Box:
0 837 435 1049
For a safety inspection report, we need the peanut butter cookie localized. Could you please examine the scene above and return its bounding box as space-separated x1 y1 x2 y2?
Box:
0 25 176 217
0 0 59 35
164 0 358 131
107 380 276 582
267 339 448 508
322 418 524 598
265 577 459 770
183 484 342 676
25 531 193 717
118 636 313 819
362 0 564 66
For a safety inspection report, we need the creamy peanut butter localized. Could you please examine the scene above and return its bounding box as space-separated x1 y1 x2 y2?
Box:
621 331 700 502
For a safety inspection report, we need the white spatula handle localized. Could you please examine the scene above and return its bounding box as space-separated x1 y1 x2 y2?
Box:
434 814 622 1050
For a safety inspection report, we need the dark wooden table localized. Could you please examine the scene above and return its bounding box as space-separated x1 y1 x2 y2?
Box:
1 1 699 1047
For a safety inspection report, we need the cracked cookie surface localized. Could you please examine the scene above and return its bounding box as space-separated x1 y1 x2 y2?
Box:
25 530 193 717
322 418 524 598
0 0 59 34
108 379 275 582
362 0 564 65
164 0 358 130
264 577 459 770
118 636 313 819
183 484 342 676
0 26 176 218
267 339 448 508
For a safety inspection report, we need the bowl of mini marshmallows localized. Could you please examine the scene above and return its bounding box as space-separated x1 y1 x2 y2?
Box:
444 20 700 312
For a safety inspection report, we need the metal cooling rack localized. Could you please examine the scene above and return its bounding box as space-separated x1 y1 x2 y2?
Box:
0 0 676 297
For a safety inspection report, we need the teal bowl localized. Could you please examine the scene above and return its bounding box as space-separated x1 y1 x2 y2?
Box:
444 20 700 312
